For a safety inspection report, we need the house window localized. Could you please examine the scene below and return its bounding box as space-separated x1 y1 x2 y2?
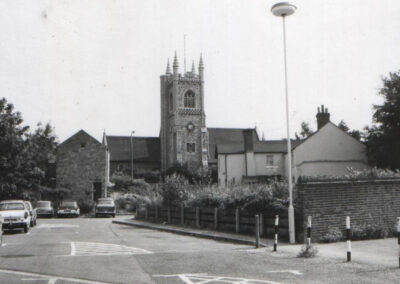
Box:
266 155 274 166
187 143 196 153
80 142 86 148
184 91 195 108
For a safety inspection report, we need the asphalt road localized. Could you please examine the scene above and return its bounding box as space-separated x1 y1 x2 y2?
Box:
0 216 399 284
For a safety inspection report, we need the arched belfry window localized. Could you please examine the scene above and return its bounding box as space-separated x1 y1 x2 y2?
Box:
184 91 195 108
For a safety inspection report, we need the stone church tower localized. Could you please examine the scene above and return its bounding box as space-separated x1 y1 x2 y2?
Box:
160 52 209 171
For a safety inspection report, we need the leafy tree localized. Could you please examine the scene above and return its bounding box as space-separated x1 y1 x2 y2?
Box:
338 120 362 141
365 70 400 169
338 120 350 132
295 122 313 140
0 97 58 199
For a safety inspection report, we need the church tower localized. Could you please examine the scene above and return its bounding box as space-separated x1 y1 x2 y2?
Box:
160 53 209 171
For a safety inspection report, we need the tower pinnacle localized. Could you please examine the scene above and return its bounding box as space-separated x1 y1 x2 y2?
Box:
199 53 204 70
191 60 196 74
166 59 171 75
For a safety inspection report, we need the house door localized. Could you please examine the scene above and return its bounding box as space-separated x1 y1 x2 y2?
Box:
93 182 102 201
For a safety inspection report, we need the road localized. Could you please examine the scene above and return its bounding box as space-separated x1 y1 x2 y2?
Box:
0 216 399 283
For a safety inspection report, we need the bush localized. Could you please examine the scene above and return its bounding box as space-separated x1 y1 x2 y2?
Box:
297 245 319 258
319 227 344 243
351 223 390 240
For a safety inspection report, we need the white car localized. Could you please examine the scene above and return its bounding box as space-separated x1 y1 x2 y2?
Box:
0 200 31 233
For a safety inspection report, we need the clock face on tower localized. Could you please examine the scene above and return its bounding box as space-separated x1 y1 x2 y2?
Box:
186 122 195 132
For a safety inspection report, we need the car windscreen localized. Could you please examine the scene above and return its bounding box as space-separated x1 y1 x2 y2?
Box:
0 203 25 211
24 202 32 210
59 202 77 208
98 200 113 205
37 201 51 208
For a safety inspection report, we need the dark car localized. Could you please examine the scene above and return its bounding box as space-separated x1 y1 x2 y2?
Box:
95 198 116 218
36 200 54 218
57 201 80 218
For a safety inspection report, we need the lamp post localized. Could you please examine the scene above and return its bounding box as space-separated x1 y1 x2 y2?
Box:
130 131 135 180
271 1 297 244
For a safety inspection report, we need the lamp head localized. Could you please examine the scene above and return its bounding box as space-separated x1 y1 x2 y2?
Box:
271 2 296 17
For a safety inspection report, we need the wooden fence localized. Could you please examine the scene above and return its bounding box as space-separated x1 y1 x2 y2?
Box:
137 204 289 239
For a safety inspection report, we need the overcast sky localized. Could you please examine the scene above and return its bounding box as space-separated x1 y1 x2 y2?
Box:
1 0 399 142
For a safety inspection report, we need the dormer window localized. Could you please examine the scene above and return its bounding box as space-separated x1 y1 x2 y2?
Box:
184 91 195 108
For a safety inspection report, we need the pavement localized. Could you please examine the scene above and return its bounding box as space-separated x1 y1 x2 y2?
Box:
115 217 400 268
0 216 399 283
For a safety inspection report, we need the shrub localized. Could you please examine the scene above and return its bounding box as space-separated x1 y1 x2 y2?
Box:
297 245 319 258
351 223 389 240
160 174 190 206
319 227 344 243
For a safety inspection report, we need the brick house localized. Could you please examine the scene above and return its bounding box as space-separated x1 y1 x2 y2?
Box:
56 130 109 203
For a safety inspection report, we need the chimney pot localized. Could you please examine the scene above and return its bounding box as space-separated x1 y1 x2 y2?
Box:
316 105 330 130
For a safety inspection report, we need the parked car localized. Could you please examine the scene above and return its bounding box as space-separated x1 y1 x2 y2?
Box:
57 201 80 217
36 200 54 218
0 200 31 233
95 198 116 218
24 201 37 227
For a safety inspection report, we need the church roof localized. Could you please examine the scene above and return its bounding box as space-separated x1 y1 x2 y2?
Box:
106 136 160 163
216 139 302 155
207 128 259 163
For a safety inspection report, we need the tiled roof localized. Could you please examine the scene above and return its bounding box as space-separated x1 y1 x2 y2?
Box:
207 128 259 163
216 139 302 154
106 136 160 163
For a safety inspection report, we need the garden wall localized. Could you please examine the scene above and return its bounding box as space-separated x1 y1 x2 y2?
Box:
296 178 400 242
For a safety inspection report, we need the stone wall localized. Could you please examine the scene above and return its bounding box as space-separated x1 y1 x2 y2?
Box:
296 179 400 242
56 130 107 206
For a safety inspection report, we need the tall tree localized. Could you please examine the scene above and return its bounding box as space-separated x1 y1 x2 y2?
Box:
365 71 400 169
0 97 58 199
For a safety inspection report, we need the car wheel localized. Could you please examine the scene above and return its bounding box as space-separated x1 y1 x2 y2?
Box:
112 214 115 218
24 225 29 233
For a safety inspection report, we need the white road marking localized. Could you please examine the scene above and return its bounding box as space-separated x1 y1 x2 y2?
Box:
70 242 152 256
36 224 79 229
0 268 113 284
70 242 76 256
22 278 57 284
153 273 286 284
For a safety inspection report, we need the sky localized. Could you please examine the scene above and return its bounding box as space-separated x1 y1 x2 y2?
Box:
1 0 400 142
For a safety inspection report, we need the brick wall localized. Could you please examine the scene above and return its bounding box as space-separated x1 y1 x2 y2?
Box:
296 179 400 242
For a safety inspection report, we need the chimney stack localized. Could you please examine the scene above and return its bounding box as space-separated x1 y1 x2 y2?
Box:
316 104 330 130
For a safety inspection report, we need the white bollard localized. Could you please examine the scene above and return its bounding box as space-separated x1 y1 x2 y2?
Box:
397 217 400 268
273 215 279 252
346 216 351 262
307 216 312 248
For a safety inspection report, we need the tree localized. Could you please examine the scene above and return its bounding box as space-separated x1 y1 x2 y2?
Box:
0 97 58 199
365 71 400 169
338 120 362 141
295 122 313 140
337 120 349 132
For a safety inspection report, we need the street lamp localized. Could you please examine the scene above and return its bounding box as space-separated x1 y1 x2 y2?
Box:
130 131 135 180
271 2 297 244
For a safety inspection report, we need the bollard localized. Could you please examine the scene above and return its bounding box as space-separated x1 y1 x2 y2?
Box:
397 217 400 268
307 216 312 248
167 207 171 223
0 215 2 247
214 208 218 230
135 205 138 217
180 204 184 225
255 215 260 248
273 215 279 252
196 207 200 228
145 205 148 220
235 208 240 233
346 216 351 262
155 206 159 220
259 213 264 237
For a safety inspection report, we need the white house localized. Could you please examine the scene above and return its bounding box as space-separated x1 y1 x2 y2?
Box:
217 105 369 186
